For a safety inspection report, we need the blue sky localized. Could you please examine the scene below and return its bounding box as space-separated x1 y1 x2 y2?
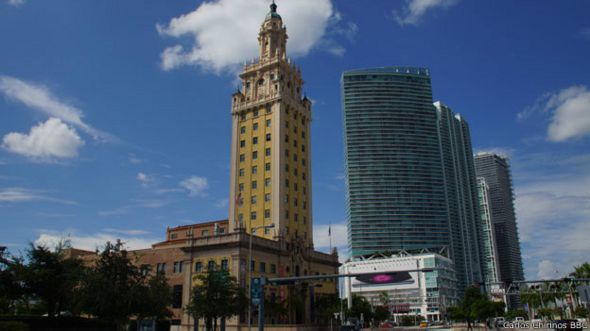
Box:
1 0 589 280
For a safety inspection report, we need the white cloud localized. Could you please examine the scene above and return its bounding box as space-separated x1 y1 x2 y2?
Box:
215 198 229 208
136 172 155 187
313 223 349 263
179 176 209 196
2 118 84 160
0 187 76 204
7 0 25 6
0 75 110 141
135 198 167 208
156 0 337 73
513 152 590 279
394 0 459 26
519 85 590 142
98 206 130 217
546 85 590 142
103 228 150 236
128 154 143 164
517 91 552 121
98 198 168 217
537 260 560 280
35 230 158 252
313 223 347 249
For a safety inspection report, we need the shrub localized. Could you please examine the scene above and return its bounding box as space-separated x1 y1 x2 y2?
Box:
0 321 30 331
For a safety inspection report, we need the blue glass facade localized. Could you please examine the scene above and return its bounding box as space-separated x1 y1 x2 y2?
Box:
342 67 448 253
342 67 482 291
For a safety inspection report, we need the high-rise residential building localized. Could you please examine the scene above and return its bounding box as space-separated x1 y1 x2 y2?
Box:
341 67 482 291
477 177 501 286
229 2 313 245
435 102 483 290
474 153 524 288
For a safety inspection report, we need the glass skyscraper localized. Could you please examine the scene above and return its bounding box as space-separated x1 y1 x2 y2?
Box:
474 153 524 305
341 67 483 291
477 177 500 286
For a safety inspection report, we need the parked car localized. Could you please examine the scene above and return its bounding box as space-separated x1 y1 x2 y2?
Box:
379 321 395 329
495 317 506 327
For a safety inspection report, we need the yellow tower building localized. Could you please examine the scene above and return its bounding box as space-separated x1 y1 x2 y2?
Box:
229 1 313 245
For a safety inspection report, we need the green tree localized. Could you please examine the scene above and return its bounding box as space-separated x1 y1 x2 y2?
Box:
492 301 505 317
379 292 390 306
344 295 373 327
186 268 247 331
537 308 554 319
447 286 497 330
570 262 590 279
504 309 527 320
18 242 85 318
0 248 24 314
79 240 170 331
313 294 340 325
135 272 173 326
573 306 588 318
264 297 288 324
372 305 390 325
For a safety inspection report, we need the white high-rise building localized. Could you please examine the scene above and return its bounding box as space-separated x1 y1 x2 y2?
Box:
339 250 458 322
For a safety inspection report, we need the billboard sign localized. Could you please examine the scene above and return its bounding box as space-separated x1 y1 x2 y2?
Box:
348 258 420 292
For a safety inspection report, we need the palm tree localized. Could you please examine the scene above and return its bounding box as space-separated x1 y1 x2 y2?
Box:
568 263 590 313
520 285 542 319
570 263 590 279
379 292 390 307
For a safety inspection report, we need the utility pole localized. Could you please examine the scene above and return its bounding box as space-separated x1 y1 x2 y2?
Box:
248 224 275 331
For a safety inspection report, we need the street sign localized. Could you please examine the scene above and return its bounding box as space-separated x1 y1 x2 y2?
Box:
251 277 262 306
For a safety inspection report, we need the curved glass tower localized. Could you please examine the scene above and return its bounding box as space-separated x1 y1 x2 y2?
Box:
342 67 449 255
342 67 483 291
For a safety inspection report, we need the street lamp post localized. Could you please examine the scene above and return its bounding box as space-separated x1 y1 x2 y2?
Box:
248 223 275 331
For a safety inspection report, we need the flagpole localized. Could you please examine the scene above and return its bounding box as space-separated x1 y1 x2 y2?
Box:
329 222 332 252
